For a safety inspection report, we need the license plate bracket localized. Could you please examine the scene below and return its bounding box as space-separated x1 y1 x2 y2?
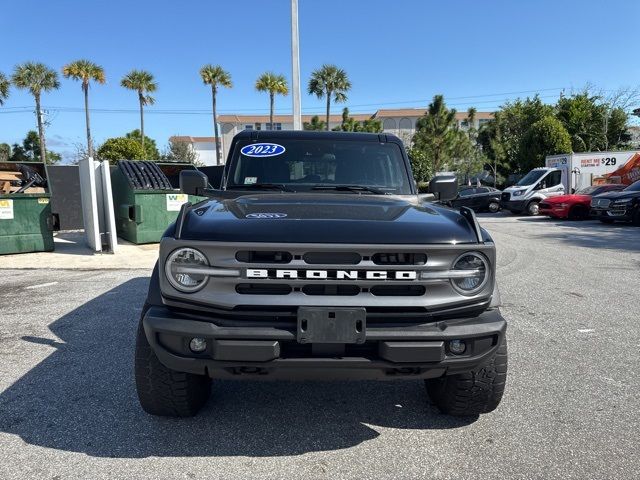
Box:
297 307 366 344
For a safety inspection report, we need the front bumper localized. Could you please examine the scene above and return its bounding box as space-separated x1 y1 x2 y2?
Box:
500 199 526 212
539 203 568 218
142 306 507 380
590 206 633 221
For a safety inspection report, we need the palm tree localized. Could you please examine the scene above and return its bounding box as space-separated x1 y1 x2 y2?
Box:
0 72 10 105
121 70 157 157
307 64 351 131
11 62 60 163
62 60 105 158
255 72 289 130
466 107 477 130
200 65 232 165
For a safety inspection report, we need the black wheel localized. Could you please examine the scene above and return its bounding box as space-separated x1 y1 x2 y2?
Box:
425 337 507 416
599 218 614 224
526 201 540 216
633 209 640 226
135 307 211 417
568 205 588 220
488 201 500 213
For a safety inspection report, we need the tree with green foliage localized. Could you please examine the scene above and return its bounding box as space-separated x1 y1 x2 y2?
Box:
255 72 288 129
125 129 159 159
411 95 460 173
11 62 60 164
490 96 555 173
0 72 10 105
200 65 232 165
606 107 631 148
0 143 11 161
303 115 326 131
332 108 383 133
406 146 433 186
555 92 606 152
308 64 351 131
162 138 200 165
121 70 157 158
521 117 572 171
9 131 61 164
97 137 145 161
62 60 106 159
477 120 508 187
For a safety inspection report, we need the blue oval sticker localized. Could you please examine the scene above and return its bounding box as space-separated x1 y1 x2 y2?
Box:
240 143 286 157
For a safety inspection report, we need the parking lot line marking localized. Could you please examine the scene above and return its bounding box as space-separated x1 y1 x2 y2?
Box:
24 281 59 290
578 328 595 333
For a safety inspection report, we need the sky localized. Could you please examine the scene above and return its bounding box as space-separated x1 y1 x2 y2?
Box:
1 0 639 161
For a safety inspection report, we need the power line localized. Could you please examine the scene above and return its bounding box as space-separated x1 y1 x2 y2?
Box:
0 87 569 116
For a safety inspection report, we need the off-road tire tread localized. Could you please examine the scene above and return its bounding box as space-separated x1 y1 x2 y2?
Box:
425 337 507 416
134 306 211 417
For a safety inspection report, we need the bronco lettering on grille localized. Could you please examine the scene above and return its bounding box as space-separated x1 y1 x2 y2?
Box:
245 269 417 280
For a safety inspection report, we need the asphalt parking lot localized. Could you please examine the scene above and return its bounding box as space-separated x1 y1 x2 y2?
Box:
0 215 638 480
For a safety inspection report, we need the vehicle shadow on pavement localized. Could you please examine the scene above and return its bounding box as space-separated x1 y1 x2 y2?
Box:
0 278 474 458
513 217 640 252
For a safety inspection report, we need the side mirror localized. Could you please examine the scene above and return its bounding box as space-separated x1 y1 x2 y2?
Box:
180 170 208 196
429 175 458 201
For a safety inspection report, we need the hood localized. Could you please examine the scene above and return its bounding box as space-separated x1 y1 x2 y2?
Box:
543 194 590 204
179 193 479 244
593 190 639 200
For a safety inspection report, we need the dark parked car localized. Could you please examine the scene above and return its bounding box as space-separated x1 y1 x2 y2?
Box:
590 180 640 225
447 186 502 212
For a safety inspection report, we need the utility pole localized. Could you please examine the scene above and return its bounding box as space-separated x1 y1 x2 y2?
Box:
291 0 302 130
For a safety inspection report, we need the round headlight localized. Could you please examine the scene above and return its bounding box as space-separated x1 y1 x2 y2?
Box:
451 252 489 295
165 248 209 292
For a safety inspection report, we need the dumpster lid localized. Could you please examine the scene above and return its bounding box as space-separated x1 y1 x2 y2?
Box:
116 160 173 190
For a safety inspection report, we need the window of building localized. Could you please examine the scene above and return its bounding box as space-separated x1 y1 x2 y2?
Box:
266 123 282 131
244 125 253 130
254 123 262 130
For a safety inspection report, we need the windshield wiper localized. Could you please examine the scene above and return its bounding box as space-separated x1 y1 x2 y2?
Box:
227 183 294 192
311 184 388 195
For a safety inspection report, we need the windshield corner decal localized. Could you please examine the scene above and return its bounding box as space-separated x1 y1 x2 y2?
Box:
246 213 288 219
241 143 286 157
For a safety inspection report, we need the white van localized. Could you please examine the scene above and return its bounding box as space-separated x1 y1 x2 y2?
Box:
500 167 564 215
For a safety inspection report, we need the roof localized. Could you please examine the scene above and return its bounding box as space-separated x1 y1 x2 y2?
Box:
216 113 371 124
373 109 495 120
169 136 218 143
217 109 495 124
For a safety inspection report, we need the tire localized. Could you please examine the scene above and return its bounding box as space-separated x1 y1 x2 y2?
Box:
135 307 211 417
568 205 588 220
488 201 500 213
425 336 507 416
599 218 614 224
526 201 540 216
633 209 640 227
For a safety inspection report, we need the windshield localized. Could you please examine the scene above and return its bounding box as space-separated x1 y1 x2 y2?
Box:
624 180 640 192
576 186 600 195
226 138 412 194
515 169 547 186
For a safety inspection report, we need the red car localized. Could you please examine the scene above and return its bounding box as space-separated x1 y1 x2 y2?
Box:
539 184 626 219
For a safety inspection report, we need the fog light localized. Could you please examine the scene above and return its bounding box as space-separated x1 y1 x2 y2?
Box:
449 339 466 355
189 337 207 353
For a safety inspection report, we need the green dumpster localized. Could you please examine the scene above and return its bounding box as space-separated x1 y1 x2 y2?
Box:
110 161 204 244
0 162 54 255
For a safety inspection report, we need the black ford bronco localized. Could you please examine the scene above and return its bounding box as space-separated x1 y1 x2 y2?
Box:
135 130 507 417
